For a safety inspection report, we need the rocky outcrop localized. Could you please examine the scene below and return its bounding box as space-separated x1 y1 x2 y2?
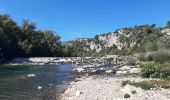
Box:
161 28 170 35
65 28 138 53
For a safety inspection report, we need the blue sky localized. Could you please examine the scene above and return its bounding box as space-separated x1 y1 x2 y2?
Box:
0 0 170 41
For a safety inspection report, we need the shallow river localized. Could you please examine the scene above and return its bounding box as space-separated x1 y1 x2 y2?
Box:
0 64 75 100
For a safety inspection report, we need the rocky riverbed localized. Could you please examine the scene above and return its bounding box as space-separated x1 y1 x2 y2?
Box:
9 56 170 100
60 76 170 100
9 56 140 75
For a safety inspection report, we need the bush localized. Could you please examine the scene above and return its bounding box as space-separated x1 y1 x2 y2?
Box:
131 81 155 90
140 63 168 78
122 80 170 90
138 53 147 61
124 93 130 98
146 41 158 51
121 80 131 86
158 36 170 50
147 51 170 64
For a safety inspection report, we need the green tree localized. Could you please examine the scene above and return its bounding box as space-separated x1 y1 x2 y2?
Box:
166 21 170 28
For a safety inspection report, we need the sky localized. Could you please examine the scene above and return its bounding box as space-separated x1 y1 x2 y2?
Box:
0 0 170 41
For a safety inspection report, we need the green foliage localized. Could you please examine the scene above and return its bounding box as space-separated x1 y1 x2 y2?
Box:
137 53 147 61
145 41 158 51
122 80 155 90
0 14 70 62
130 81 155 90
147 51 170 64
158 36 170 50
140 63 168 78
122 80 170 90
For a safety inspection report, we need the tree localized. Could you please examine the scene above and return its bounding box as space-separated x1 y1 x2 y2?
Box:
158 36 170 50
0 14 69 63
166 21 170 28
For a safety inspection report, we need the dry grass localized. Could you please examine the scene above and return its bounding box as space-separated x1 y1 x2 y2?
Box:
122 79 170 90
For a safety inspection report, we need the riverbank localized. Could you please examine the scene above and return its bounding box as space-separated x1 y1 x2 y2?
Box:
57 56 170 100
60 76 170 100
7 55 134 65
8 56 170 100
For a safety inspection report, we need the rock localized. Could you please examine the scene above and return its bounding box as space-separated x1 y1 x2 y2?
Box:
122 71 128 74
106 70 113 73
38 86 42 90
119 66 131 70
76 68 85 73
91 69 97 73
116 70 128 75
100 67 104 70
129 68 140 74
27 74 36 77
116 71 122 75
75 91 82 97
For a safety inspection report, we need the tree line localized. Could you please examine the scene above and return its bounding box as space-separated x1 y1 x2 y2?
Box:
0 14 70 63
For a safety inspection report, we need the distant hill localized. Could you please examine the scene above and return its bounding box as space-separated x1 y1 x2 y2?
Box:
63 23 170 57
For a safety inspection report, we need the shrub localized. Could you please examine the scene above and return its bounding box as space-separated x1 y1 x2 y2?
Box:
148 80 170 89
121 80 131 86
124 93 130 98
131 81 155 90
126 57 137 65
122 80 155 90
146 51 170 64
122 80 170 90
140 63 168 78
146 41 158 51
158 36 170 50
137 53 147 61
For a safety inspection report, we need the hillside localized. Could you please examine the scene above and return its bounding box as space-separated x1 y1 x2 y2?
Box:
64 23 170 57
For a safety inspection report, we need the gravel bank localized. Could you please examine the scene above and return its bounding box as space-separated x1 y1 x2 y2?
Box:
60 76 170 100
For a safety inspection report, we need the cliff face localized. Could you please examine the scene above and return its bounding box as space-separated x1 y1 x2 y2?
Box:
66 28 137 53
65 26 169 54
96 29 135 50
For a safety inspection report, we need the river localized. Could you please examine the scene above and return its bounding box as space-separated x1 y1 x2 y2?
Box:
0 64 75 100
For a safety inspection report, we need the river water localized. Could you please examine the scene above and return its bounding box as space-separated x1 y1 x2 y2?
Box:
0 64 75 100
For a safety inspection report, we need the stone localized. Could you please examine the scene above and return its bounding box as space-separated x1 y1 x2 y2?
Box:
27 74 36 77
106 70 113 73
122 71 128 74
129 68 140 74
76 68 85 73
119 66 131 70
38 86 42 90
75 91 82 97
116 70 128 75
116 71 122 75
